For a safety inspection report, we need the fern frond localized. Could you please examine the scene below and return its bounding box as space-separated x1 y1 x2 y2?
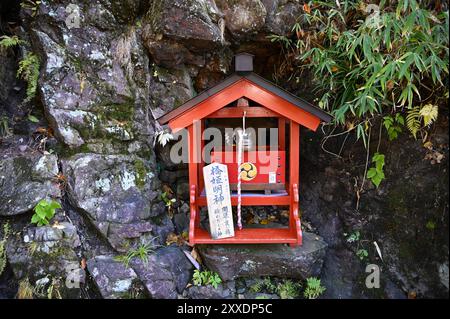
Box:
0 35 26 49
419 104 438 127
17 53 40 102
406 106 421 139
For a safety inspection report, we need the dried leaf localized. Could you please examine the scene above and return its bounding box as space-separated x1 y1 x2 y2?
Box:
408 291 417 299
80 258 87 270
423 141 433 150
166 232 179 246
245 216 255 224
386 80 394 91
425 151 444 164
162 184 174 195
302 221 314 231
191 247 203 265
303 3 311 14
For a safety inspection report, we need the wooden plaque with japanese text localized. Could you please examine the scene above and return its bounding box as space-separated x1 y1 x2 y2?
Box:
203 163 234 239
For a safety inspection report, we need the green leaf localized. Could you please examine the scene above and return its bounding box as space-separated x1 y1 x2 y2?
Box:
32 199 59 227
31 214 40 224
35 206 46 219
27 115 39 123
48 201 61 210
395 114 405 125
367 168 377 179
383 116 393 129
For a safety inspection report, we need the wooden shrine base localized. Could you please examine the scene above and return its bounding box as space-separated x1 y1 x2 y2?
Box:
190 184 303 247
193 227 299 244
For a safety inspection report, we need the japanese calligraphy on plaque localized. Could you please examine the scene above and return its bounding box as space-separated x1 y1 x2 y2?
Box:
203 163 234 239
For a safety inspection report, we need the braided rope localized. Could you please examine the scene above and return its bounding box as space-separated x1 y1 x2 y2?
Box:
237 111 246 230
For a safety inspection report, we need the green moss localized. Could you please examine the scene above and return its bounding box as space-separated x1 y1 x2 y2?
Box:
77 115 104 140
102 100 135 122
134 159 147 189
30 242 74 264
59 143 91 158
146 0 164 32
387 185 409 216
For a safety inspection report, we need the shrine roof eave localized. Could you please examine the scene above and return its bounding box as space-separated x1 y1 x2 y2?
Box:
156 72 333 128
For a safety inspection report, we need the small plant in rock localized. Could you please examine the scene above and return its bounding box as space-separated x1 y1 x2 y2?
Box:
345 231 360 243
192 269 204 286
406 104 439 139
0 116 12 137
114 241 156 267
0 35 26 49
263 277 277 293
34 276 62 299
161 191 176 217
0 35 39 103
250 277 278 294
303 277 326 299
132 243 153 264
17 52 40 102
276 279 301 299
383 113 405 141
367 153 385 188
357 249 369 261
345 230 370 261
192 270 222 289
17 278 34 299
20 0 42 17
0 222 11 276
31 199 61 226
27 241 40 256
249 280 263 293
46 277 63 299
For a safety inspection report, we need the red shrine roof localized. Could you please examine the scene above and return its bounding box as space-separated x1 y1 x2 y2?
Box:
157 54 332 132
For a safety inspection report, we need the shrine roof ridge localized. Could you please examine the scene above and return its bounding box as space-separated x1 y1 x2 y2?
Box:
157 71 333 126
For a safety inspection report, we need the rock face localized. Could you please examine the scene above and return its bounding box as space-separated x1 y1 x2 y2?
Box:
142 0 223 59
0 48 16 103
0 151 60 216
300 121 449 298
31 0 154 153
216 0 267 37
62 153 160 251
87 247 192 299
262 0 304 35
130 247 193 299
6 220 84 298
87 255 143 299
187 281 236 299
197 232 328 281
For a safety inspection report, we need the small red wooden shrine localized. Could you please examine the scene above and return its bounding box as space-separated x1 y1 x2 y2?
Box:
158 53 331 246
